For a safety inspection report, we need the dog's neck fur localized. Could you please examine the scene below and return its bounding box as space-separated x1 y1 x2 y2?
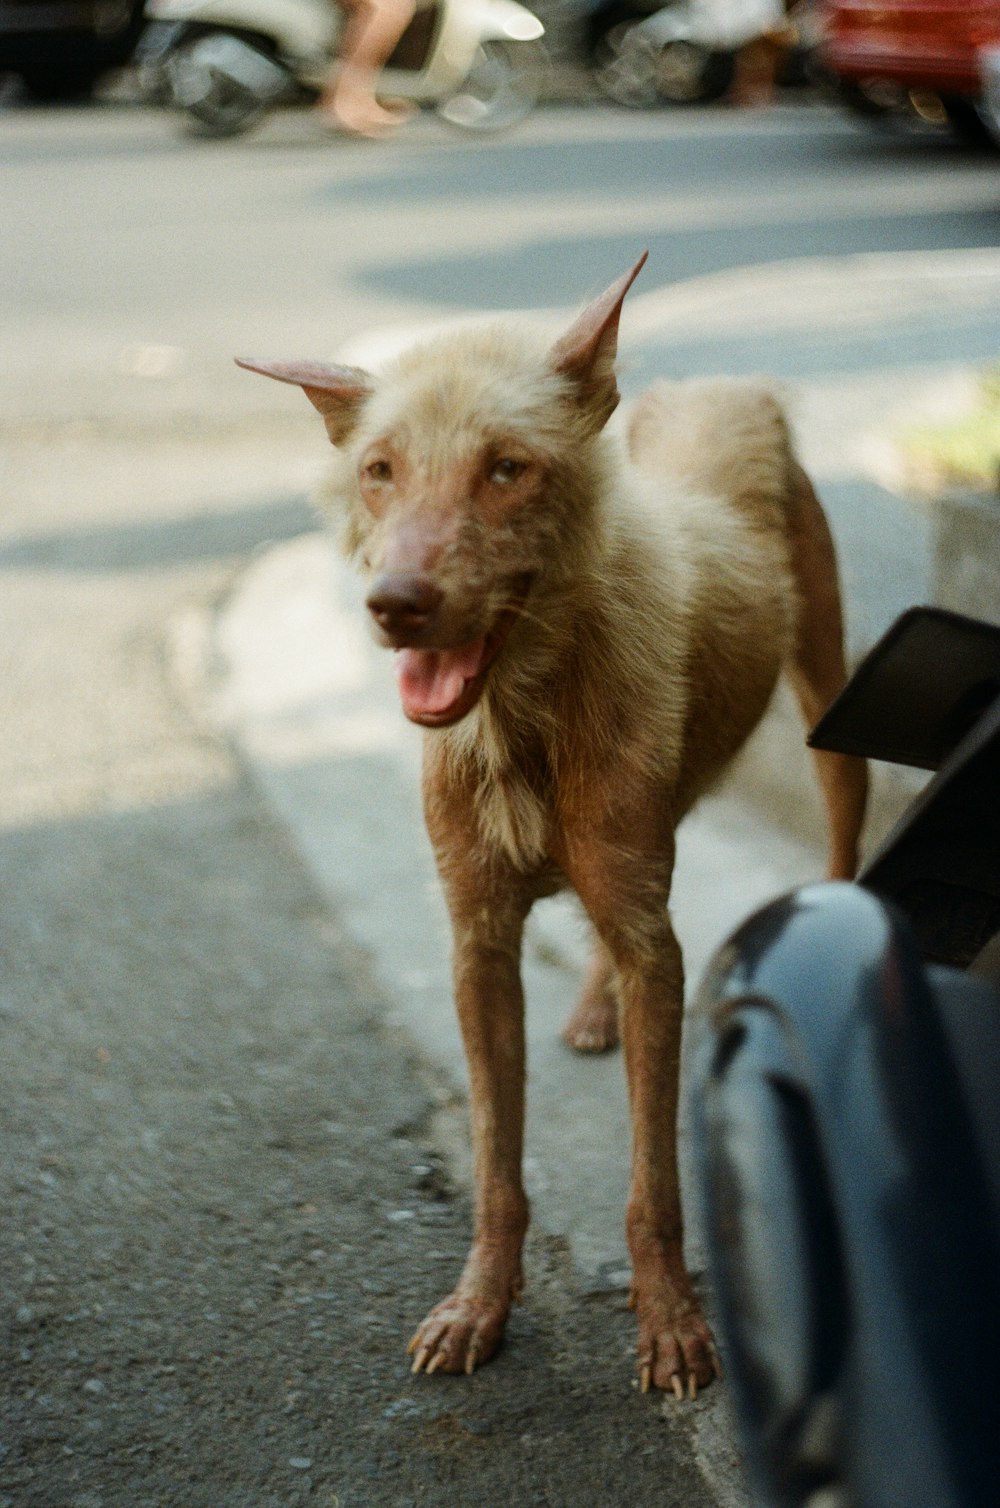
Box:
427 426 688 871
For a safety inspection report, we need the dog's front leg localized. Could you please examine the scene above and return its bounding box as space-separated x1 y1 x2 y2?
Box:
409 786 532 1376
618 921 719 1398
408 902 530 1376
564 833 719 1398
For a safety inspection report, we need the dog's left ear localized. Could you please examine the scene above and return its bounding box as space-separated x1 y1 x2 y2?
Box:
235 357 374 445
548 251 647 432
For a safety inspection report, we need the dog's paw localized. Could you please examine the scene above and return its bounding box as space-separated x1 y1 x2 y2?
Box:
407 1291 510 1377
562 954 620 1053
561 1004 619 1053
633 1295 721 1400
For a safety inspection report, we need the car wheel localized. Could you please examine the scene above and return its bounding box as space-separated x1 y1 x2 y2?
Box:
833 76 902 120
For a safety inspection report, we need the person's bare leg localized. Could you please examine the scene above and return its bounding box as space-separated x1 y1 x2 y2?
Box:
319 0 416 135
727 31 789 109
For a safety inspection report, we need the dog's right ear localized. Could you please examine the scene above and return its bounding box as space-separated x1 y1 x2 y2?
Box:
235 358 374 445
548 252 647 433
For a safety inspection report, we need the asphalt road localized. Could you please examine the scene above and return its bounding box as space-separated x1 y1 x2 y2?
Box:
2 86 999 1507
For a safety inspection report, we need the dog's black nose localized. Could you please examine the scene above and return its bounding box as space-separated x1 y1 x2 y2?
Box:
366 574 443 637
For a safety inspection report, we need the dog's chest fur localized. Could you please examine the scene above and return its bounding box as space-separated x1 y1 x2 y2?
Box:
427 392 798 878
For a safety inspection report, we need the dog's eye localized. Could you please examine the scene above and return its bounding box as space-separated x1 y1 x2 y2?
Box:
490 458 525 485
365 459 392 483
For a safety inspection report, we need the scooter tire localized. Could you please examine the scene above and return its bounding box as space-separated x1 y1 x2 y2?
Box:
167 32 278 139
435 39 545 132
591 23 660 109
653 40 733 105
593 30 734 109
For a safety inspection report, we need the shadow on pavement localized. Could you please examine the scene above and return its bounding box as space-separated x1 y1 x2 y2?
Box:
0 496 315 575
0 775 710 1507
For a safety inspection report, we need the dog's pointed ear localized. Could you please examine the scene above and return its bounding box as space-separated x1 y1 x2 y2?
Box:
235 357 374 444
548 252 648 431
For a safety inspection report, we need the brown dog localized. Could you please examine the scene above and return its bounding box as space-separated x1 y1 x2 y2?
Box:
237 254 868 1398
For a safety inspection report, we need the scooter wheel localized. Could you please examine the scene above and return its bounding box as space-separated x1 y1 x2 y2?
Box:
167 32 278 138
653 40 733 105
593 30 734 109
436 39 545 132
591 24 661 109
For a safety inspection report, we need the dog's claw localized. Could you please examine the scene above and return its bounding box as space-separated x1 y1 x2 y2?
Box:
408 1283 510 1379
633 1280 719 1399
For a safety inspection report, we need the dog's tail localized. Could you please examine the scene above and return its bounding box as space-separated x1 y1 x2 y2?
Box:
783 463 870 880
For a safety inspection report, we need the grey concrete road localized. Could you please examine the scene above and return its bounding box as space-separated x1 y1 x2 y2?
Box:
2 91 999 1507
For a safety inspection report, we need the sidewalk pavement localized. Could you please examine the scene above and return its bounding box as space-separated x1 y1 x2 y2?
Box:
195 249 1000 1507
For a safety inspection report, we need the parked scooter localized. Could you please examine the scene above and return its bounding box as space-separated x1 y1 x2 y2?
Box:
137 0 546 136
690 606 1000 1507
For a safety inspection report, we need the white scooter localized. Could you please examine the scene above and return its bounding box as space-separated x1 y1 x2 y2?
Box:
137 0 546 135
591 0 819 109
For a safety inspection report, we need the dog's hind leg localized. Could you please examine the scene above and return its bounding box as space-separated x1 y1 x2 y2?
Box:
786 464 869 880
562 939 619 1053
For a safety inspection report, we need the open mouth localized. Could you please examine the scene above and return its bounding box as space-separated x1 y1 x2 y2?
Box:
392 592 529 728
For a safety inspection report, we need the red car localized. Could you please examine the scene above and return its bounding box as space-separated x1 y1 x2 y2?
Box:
819 0 1000 141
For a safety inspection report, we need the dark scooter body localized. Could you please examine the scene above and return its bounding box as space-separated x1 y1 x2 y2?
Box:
690 607 1000 1507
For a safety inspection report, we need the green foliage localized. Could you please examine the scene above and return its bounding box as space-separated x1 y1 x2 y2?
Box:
899 365 1000 492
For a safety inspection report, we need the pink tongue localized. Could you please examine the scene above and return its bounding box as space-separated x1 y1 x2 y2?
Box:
394 639 488 718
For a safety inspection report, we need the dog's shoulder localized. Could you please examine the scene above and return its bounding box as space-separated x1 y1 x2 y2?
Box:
626 376 788 466
623 376 794 535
